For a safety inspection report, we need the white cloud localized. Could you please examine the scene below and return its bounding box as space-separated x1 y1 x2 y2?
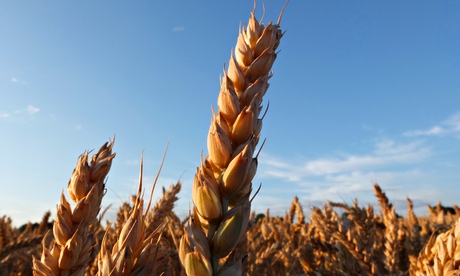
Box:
11 78 18 83
261 139 430 179
14 105 40 115
1 105 40 121
255 138 439 217
27 105 40 115
404 126 445 136
404 112 460 137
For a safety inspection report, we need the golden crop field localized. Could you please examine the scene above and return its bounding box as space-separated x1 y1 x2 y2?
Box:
1 3 458 276
1 178 459 275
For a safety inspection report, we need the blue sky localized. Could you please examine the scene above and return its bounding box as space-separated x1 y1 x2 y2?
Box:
1 1 459 226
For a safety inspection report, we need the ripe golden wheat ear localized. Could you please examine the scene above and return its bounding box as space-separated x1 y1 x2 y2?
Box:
179 3 287 275
33 139 115 275
411 218 460 275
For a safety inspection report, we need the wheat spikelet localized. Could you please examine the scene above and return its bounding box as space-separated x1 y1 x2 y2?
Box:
146 181 182 234
32 139 115 275
374 183 409 275
288 196 305 225
97 154 167 275
179 3 286 275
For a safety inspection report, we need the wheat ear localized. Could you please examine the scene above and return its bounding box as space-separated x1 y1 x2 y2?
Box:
179 4 285 275
32 139 115 275
146 181 182 234
374 183 408 274
97 152 167 275
411 217 460 275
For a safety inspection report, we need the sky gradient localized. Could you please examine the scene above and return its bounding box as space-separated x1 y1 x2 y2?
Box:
1 1 460 226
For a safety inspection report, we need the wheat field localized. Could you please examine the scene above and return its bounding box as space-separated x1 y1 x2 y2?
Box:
1 4 459 276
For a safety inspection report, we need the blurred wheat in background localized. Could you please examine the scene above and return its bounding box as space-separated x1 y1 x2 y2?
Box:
1 3 460 276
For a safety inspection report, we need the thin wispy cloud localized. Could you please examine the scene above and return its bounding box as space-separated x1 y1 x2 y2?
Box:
10 77 27 85
27 105 40 115
0 112 10 119
14 105 40 115
256 137 436 216
172 26 185 32
404 112 460 137
404 126 445 137
1 105 40 121
261 139 430 180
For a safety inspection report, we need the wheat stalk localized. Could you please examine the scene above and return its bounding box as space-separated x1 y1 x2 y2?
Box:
32 139 115 275
178 3 286 275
